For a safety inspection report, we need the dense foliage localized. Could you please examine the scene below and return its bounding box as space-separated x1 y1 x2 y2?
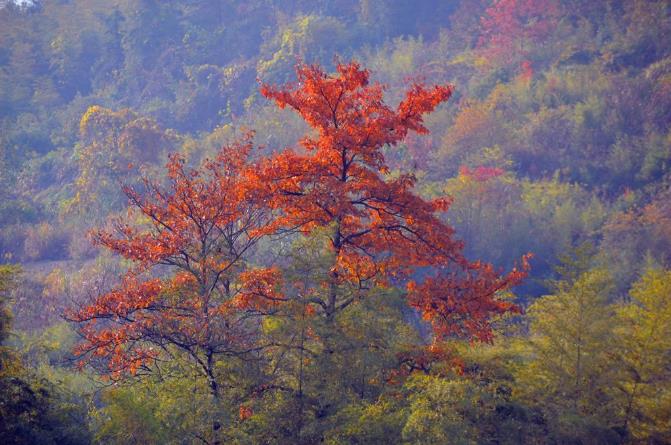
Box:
1 0 670 443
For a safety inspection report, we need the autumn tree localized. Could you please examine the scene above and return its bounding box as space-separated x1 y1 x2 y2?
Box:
478 0 561 64
258 61 528 343
248 62 529 440
70 136 282 443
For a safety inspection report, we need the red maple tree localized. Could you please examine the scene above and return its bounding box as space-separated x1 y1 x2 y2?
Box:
70 136 282 393
258 61 529 342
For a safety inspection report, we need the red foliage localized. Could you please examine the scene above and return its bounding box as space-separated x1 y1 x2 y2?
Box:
479 0 560 63
259 61 528 340
519 59 534 82
72 62 530 381
239 405 254 421
459 165 505 182
70 136 281 379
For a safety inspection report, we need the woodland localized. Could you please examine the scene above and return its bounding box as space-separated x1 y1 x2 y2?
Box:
0 1 670 444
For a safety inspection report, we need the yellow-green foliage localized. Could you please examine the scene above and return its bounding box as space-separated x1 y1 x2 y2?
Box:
67 106 177 220
518 265 618 433
257 15 348 82
614 267 671 443
402 375 479 445
0 264 20 363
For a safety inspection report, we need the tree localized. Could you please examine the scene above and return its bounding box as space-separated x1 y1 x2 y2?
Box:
258 61 528 342
516 246 621 442
239 60 529 442
478 0 561 64
1 266 92 445
613 267 671 443
70 136 280 443
69 105 178 220
0 265 18 346
600 186 671 292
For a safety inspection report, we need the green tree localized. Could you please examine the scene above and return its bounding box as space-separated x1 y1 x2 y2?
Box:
0 266 92 445
516 246 622 442
614 267 671 443
67 105 177 220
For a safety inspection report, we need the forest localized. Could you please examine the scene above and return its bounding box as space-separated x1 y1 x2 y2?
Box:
0 0 670 443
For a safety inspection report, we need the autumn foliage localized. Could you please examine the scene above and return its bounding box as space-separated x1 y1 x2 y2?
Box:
70 137 281 384
479 0 560 63
259 61 528 340
72 61 529 383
